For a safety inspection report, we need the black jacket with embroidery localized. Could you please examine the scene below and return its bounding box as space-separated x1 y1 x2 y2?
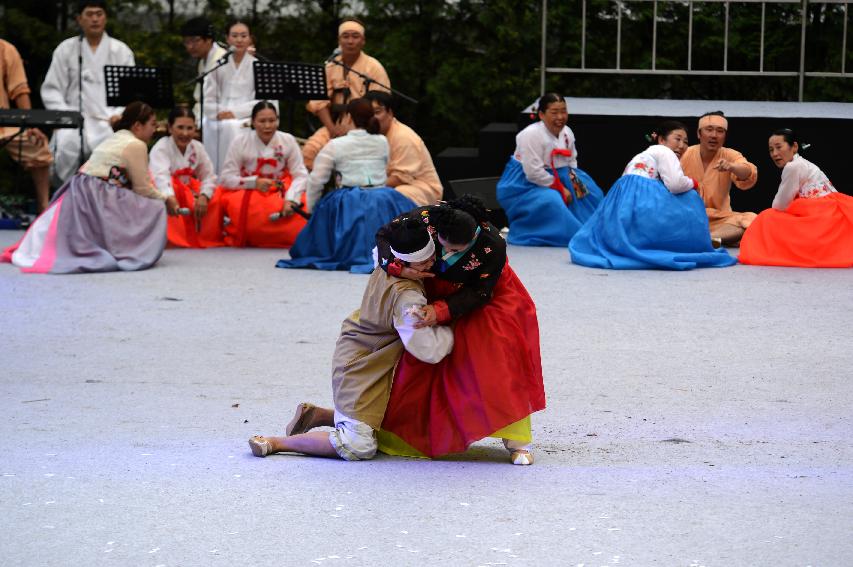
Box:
375 205 507 320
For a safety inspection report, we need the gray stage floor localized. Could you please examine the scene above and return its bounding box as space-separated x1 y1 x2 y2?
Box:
1 232 851 567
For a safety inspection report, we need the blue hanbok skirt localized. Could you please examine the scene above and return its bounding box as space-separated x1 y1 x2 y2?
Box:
276 187 416 273
568 174 737 270
496 158 603 247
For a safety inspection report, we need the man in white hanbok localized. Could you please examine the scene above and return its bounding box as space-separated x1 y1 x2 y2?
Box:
40 1 135 186
180 17 227 128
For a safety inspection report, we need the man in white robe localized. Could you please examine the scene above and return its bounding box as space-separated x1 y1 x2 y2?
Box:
179 17 227 128
40 1 134 185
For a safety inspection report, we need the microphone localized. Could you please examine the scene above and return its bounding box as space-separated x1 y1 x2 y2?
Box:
325 47 341 62
251 49 270 62
270 201 311 220
217 46 236 65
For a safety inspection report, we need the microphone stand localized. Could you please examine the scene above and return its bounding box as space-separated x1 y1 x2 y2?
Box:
186 50 233 144
327 57 418 105
78 34 85 170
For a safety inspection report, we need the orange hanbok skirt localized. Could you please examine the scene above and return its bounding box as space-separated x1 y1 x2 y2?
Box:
219 171 307 248
166 176 226 248
739 192 853 268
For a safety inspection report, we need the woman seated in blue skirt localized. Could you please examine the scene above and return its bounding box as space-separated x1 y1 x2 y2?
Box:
276 98 416 273
496 92 603 246
569 120 736 270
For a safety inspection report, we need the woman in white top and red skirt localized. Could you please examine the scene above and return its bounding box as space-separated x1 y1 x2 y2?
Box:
570 120 736 270
149 107 224 248
216 101 308 248
2 102 175 273
740 129 853 267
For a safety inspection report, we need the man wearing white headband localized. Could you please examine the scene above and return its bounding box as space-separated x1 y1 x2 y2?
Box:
303 18 391 169
681 111 758 246
248 218 452 461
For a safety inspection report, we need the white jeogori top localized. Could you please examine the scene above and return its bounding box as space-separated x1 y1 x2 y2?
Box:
149 137 217 199
772 154 837 211
623 144 696 194
218 129 308 197
511 120 578 187
294 129 389 211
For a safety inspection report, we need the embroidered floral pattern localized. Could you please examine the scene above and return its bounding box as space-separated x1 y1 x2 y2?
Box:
483 247 492 254
106 165 130 188
273 144 285 161
626 158 657 179
800 181 836 199
462 254 481 271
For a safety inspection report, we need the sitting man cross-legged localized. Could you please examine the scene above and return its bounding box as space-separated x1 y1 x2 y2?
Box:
365 90 443 206
0 39 53 212
680 111 758 246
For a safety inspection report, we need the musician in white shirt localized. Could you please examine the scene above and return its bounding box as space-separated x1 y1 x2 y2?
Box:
179 17 227 128
40 0 134 186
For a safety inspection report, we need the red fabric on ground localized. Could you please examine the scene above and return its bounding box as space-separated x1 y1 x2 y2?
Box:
381 264 546 457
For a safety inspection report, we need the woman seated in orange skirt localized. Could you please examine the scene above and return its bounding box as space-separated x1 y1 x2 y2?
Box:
149 107 224 248
217 101 308 247
740 129 853 267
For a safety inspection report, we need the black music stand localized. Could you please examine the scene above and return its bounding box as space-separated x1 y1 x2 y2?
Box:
253 61 327 133
104 65 174 108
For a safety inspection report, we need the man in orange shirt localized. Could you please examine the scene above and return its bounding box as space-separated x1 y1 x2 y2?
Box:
302 18 390 169
366 91 442 206
0 39 52 212
680 111 758 246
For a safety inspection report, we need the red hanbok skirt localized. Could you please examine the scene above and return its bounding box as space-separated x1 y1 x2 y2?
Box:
739 192 853 268
380 264 546 458
219 172 307 248
166 176 226 248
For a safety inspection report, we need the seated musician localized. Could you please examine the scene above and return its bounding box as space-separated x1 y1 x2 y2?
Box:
302 19 391 170
0 39 53 212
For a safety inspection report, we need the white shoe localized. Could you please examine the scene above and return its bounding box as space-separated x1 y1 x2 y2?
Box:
510 449 533 465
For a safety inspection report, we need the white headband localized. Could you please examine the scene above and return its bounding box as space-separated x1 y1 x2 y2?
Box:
698 114 728 131
390 237 435 263
338 21 365 36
